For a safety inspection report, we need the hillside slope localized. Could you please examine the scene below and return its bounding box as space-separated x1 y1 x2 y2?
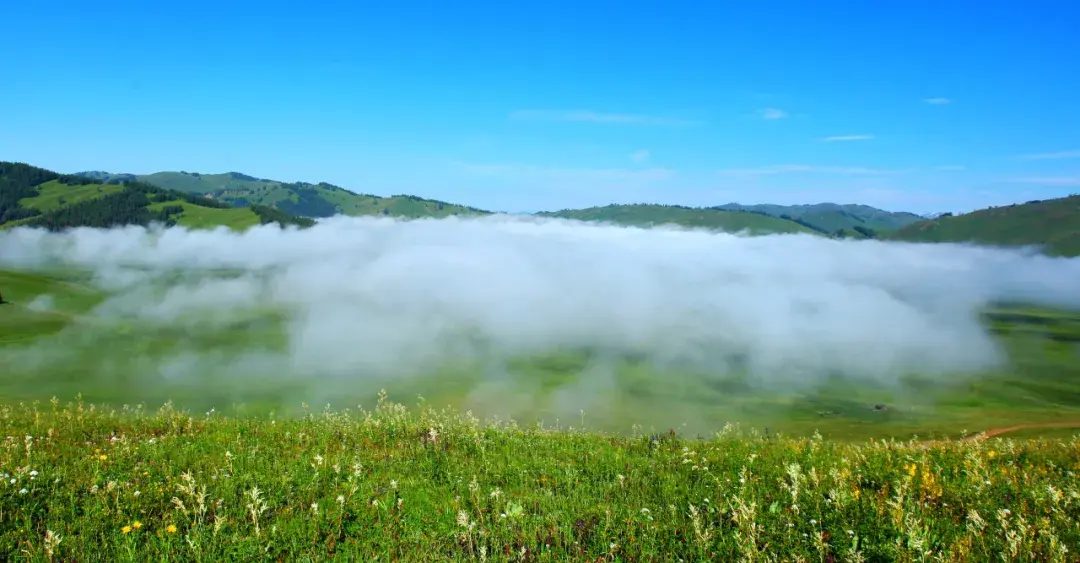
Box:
713 202 923 234
538 204 821 235
2 162 313 231
887 194 1080 256
78 170 490 219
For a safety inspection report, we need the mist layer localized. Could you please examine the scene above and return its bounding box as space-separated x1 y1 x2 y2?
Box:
2 215 1079 410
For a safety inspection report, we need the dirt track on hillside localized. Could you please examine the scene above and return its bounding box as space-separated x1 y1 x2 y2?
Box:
918 420 1080 447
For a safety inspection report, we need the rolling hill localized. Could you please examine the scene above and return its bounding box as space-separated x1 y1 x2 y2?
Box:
1 162 314 231
537 204 821 235
887 194 1080 257
77 170 490 219
712 202 924 234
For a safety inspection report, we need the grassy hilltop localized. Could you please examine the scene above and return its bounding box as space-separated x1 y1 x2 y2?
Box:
1 163 313 232
713 202 924 235
79 170 490 220
888 194 1080 257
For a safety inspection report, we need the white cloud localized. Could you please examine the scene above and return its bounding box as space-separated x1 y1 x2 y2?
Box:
1017 149 1080 161
630 149 650 163
716 164 903 176
759 108 788 120
508 109 700 126
820 135 875 142
4 218 1079 426
923 97 951 105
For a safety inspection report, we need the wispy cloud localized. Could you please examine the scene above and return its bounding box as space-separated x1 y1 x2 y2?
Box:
630 149 651 163
923 97 951 105
1008 176 1080 186
820 134 874 142
1017 149 1080 161
716 164 902 176
508 109 700 126
759 108 788 120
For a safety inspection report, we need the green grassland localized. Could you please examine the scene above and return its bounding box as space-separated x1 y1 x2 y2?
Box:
19 180 125 212
146 200 263 230
888 194 1080 257
1 394 1078 560
538 204 819 236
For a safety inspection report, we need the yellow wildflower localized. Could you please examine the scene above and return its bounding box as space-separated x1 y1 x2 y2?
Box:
98 455 107 461
121 526 132 534
132 521 142 530
166 524 177 534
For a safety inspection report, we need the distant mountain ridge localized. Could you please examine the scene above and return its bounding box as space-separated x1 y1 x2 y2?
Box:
1 163 1072 256
75 170 489 220
538 204 820 236
78 169 921 235
712 202 924 234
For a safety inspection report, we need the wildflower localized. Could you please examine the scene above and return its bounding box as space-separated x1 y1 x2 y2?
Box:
19 488 28 494
122 526 132 534
98 455 107 461
166 524 178 534
310 502 319 515
336 495 345 505
390 479 398 490
132 521 142 529
29 470 38 477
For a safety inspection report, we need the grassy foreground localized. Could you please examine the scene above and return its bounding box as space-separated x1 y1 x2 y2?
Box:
2 395 1079 562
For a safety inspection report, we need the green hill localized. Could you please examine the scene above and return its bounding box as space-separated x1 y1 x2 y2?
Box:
78 170 491 219
538 204 821 235
887 194 1080 256
1 162 314 231
712 202 923 234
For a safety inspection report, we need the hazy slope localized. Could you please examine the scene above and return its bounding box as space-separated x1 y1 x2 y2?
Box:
887 194 1080 256
538 204 820 235
2 162 313 231
713 202 924 233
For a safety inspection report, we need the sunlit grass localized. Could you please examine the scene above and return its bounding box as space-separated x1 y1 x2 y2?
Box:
2 394 1078 561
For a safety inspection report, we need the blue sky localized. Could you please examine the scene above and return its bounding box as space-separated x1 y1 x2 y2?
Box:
3 1 1079 214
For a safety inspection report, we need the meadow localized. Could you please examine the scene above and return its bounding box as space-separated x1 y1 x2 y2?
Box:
3 260 1080 560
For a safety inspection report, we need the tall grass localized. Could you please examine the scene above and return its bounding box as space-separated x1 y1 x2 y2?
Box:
2 392 1079 561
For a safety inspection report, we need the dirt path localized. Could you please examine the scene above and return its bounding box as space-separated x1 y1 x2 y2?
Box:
918 420 1080 447
964 421 1080 441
